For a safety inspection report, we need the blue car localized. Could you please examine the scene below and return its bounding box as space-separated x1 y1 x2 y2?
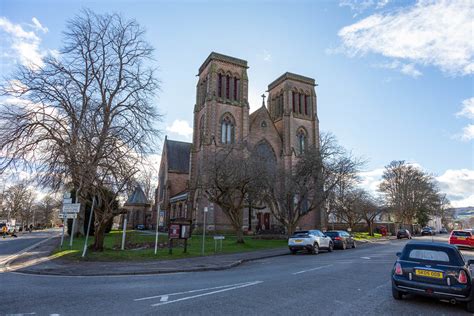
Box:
392 241 474 312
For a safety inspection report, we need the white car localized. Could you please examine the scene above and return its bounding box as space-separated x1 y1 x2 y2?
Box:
288 230 334 254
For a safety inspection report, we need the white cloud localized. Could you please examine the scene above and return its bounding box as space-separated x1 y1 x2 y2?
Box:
166 119 193 139
338 0 474 76
436 169 474 207
456 97 474 120
0 16 47 70
373 60 422 77
31 17 48 33
454 98 474 141
359 166 474 208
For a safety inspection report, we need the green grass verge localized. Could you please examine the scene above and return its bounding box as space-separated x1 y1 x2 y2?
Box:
352 232 383 240
53 230 287 261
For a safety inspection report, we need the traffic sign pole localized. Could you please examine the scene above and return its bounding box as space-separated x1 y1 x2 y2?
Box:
82 197 96 258
69 217 76 248
121 218 127 251
154 207 160 255
201 207 208 256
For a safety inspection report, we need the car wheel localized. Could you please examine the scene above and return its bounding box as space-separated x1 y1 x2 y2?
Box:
328 242 333 252
467 299 474 313
392 286 403 300
352 241 356 248
291 249 297 255
342 242 347 250
312 243 319 255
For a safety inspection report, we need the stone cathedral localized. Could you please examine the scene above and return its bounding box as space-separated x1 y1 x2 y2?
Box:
156 52 324 232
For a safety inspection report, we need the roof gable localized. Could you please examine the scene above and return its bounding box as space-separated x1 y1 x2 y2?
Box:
166 139 192 173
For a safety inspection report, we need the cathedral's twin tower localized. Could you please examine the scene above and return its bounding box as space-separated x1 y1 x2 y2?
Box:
189 52 322 231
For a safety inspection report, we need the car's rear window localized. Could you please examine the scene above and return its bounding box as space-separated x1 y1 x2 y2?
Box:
408 249 450 262
292 231 309 237
325 232 339 237
401 245 463 265
398 230 407 233
453 231 471 237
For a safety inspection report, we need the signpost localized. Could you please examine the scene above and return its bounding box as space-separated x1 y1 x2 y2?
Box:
81 196 96 258
60 192 80 249
154 207 161 255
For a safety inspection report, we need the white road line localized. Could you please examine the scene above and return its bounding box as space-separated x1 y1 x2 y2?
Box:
361 257 371 259
160 295 169 302
150 281 263 307
134 281 256 301
292 264 332 275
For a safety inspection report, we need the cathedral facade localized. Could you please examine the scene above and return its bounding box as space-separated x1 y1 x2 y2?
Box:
157 52 324 232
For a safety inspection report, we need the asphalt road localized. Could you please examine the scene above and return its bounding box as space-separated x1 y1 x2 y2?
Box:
1 235 473 315
0 229 58 265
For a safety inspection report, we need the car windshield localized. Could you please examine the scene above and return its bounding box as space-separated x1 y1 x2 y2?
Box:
398 230 406 233
324 232 339 237
400 245 463 265
291 231 309 238
453 231 471 237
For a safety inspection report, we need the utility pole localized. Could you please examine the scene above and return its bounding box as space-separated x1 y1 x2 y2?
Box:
201 207 208 256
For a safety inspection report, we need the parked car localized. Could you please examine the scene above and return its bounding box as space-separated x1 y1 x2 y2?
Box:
421 227 436 236
439 227 448 234
392 241 474 312
449 230 474 249
396 229 412 239
136 224 145 230
324 230 356 249
288 230 333 255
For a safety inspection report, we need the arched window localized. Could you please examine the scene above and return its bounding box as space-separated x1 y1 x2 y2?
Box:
225 75 230 99
220 114 235 144
234 78 240 100
296 129 307 155
218 73 223 98
299 93 304 114
304 95 308 115
292 91 296 113
199 115 205 145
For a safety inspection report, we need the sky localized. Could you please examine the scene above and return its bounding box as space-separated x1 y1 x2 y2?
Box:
0 0 473 207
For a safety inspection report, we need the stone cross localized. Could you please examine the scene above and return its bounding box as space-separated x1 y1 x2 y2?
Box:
261 93 266 107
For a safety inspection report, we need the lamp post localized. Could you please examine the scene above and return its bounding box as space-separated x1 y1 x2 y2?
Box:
201 206 208 256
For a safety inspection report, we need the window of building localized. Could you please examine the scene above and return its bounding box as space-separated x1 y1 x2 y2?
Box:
261 121 267 127
234 78 240 100
226 75 230 99
297 129 307 155
292 92 296 113
304 95 308 115
218 73 222 98
199 115 205 145
221 115 235 144
299 93 304 114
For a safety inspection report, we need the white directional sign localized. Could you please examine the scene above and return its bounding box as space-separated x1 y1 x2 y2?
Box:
63 198 72 204
59 213 77 219
62 203 81 213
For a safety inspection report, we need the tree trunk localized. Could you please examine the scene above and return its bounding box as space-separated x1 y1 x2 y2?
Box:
235 227 244 244
287 223 297 239
91 222 106 251
366 220 373 236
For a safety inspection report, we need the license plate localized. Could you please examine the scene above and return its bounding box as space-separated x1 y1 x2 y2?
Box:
295 239 303 243
415 269 443 279
457 237 466 240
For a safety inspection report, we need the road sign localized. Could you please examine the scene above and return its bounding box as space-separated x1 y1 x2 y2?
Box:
63 198 72 204
59 213 77 219
62 203 80 213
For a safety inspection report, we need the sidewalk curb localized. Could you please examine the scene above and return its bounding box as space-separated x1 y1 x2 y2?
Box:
9 249 290 277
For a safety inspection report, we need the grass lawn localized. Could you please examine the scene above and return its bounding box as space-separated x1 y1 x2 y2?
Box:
352 232 383 240
53 230 287 261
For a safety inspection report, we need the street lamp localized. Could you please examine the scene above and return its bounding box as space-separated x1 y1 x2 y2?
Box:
201 206 208 256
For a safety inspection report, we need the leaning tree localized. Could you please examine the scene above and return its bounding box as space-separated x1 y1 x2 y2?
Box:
0 10 161 239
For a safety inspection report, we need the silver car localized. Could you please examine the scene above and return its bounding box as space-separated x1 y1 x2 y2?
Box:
288 230 334 254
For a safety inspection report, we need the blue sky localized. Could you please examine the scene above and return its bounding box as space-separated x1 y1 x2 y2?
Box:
0 0 473 206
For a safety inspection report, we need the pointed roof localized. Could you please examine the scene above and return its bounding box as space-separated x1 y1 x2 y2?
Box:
165 139 192 173
124 186 150 207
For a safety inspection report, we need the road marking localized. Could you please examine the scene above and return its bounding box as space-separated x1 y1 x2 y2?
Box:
361 257 371 259
135 281 259 301
292 264 332 275
160 295 168 302
150 281 263 307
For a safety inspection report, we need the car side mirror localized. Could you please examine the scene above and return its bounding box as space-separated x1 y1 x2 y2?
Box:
396 252 401 257
468 259 474 266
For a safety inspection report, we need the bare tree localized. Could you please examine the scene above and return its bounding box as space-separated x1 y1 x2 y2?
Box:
3 183 36 227
379 161 443 226
260 132 363 237
356 191 383 236
0 10 161 239
199 146 260 244
35 194 60 228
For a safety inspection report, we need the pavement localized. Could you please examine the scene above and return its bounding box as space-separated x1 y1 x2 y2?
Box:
2 235 473 315
4 233 396 276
